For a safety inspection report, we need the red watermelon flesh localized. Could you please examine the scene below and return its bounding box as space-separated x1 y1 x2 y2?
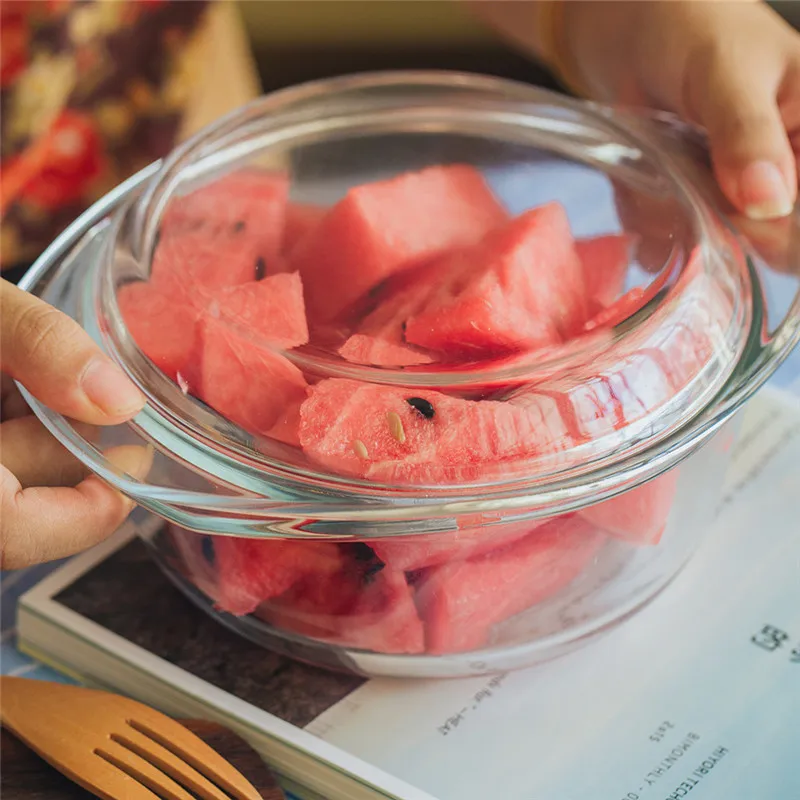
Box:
197 316 309 438
337 262 440 366
120 272 309 398
150 227 263 300
507 347 677 447
371 518 546 572
419 332 614 401
263 398 304 447
646 270 730 395
404 203 588 358
289 164 509 323
416 514 606 654
581 239 676 333
583 286 646 332
579 262 727 417
214 536 343 616
580 470 678 545
265 561 425 654
117 281 199 381
206 272 309 350
576 234 633 309
258 560 364 638
338 334 436 368
298 378 568 484
282 202 326 255
504 284 720 455
161 169 289 265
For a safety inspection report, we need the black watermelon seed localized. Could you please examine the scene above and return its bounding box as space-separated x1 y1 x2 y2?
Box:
233 220 246 233
406 569 424 586
368 279 387 299
201 537 215 564
352 542 377 562
255 257 266 280
406 397 435 419
363 561 386 584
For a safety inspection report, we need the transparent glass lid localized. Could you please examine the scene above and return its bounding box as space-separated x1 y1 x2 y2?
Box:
19 72 800 526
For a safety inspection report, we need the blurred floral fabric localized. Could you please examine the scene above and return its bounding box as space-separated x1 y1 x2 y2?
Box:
0 0 209 269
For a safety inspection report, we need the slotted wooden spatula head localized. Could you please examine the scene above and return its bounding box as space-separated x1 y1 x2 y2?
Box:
0 677 263 800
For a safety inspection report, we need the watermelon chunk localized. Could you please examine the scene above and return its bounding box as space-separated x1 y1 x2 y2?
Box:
117 281 199 381
337 263 440 366
581 470 678 545
289 164 508 322
404 203 588 358
298 378 565 484
371 518 546 572
576 234 632 309
161 169 289 266
263 398 305 447
206 272 309 350
262 558 365 637
282 202 326 254
197 315 309 438
416 515 606 654
215 536 343 616
150 227 263 299
120 270 309 401
338 334 436 368
264 558 425 654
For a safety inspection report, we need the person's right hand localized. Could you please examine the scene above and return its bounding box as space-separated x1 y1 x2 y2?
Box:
1 279 150 569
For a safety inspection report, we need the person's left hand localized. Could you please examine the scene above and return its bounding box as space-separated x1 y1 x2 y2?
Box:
1 280 150 569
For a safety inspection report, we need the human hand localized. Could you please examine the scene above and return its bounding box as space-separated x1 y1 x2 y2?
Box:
1 279 149 569
566 0 800 221
471 0 800 221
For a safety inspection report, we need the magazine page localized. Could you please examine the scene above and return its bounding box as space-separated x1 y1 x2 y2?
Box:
305 388 800 800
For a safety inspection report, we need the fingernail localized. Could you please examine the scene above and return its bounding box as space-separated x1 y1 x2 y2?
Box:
81 357 145 417
741 161 794 220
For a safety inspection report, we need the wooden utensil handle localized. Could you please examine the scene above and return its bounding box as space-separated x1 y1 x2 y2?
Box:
0 719 285 800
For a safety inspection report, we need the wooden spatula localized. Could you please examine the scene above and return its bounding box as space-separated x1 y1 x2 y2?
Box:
0 677 264 800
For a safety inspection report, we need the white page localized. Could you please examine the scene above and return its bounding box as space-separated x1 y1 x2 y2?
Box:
308 389 800 800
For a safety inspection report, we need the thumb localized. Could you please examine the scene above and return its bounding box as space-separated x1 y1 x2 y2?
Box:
689 60 796 221
1 280 145 425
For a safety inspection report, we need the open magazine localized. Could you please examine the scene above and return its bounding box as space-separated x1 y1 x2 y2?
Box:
17 388 800 800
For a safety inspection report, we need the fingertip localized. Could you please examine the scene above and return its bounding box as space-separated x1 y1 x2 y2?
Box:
739 160 796 220
80 357 146 422
1 280 145 426
77 445 153 520
694 66 797 222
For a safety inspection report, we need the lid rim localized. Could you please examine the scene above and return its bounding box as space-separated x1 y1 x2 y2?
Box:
17 72 799 531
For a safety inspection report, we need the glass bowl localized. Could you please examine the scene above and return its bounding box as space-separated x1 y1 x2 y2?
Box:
18 71 800 678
